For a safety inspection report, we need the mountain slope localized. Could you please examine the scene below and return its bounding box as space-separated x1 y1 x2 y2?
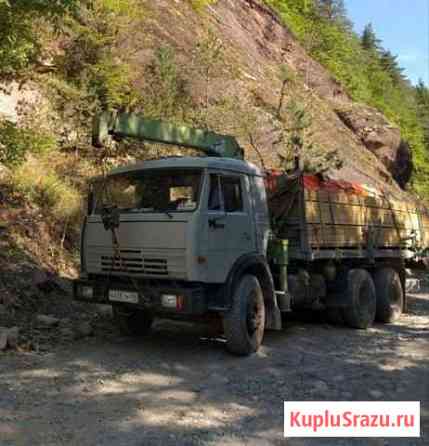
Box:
0 0 421 281
133 0 410 192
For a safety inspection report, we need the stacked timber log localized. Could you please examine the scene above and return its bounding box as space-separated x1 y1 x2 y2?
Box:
266 170 429 263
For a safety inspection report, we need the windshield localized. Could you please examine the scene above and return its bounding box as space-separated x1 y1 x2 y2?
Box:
92 169 202 214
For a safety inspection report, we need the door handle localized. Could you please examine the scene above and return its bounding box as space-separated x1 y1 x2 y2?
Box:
209 218 225 229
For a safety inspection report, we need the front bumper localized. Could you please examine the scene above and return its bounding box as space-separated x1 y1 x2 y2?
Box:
73 278 208 316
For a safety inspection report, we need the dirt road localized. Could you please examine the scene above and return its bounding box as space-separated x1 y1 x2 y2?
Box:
1 291 428 446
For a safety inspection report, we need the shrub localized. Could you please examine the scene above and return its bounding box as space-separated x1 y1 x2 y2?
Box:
188 0 217 11
11 154 82 224
0 120 56 167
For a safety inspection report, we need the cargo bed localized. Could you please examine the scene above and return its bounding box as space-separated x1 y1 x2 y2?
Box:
266 172 429 264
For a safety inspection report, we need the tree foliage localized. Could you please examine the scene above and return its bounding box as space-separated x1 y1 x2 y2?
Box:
0 0 78 78
361 23 380 51
265 0 429 197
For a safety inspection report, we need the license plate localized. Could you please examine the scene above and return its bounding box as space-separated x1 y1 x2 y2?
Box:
108 290 139 304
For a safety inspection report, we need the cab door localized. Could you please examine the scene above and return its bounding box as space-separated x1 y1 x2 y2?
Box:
206 172 256 282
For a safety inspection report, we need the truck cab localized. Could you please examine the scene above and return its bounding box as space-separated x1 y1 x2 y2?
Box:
75 157 284 355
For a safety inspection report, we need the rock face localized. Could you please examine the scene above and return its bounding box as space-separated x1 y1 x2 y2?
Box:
135 0 409 193
335 105 413 189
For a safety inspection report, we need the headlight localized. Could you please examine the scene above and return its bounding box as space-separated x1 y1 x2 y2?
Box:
161 294 177 308
161 294 184 311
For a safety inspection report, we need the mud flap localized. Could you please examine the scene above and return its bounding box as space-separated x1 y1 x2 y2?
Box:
265 295 282 331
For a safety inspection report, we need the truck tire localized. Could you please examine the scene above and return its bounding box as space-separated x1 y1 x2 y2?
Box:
223 274 265 356
374 268 403 323
342 269 376 329
112 305 154 337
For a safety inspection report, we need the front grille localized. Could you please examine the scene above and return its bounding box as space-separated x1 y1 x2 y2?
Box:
143 258 168 276
100 250 168 276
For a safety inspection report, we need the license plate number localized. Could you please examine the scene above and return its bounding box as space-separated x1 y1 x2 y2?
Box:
108 290 139 304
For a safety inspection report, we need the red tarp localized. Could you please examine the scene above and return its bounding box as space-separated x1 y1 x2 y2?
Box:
265 170 371 197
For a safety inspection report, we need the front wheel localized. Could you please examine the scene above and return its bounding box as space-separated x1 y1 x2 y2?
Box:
223 275 265 356
112 305 154 337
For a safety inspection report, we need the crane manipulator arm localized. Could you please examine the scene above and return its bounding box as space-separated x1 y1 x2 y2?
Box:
92 111 244 160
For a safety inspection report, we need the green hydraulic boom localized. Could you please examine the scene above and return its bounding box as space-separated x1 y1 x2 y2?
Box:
92 111 244 160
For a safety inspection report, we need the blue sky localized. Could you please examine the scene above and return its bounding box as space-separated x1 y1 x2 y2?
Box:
345 0 429 85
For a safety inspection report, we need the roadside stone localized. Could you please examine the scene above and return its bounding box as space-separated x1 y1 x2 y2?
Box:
7 327 19 349
52 277 72 295
74 321 93 339
32 270 50 287
312 380 329 393
59 318 71 328
60 328 75 339
0 328 8 350
369 389 383 399
333 375 345 382
96 305 112 318
36 314 60 327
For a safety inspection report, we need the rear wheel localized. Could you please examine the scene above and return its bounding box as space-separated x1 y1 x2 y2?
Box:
342 269 376 329
223 275 265 356
374 268 403 323
112 305 154 336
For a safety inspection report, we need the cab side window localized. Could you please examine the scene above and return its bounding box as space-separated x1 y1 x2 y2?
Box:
208 175 222 211
221 176 243 213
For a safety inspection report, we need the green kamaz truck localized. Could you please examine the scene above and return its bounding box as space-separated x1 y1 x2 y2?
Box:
74 112 429 355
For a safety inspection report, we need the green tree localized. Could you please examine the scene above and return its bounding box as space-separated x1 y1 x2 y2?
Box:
0 0 78 78
379 49 404 84
315 0 350 28
361 23 380 51
142 46 192 122
191 28 227 127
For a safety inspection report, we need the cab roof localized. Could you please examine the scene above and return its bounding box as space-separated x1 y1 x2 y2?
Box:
106 157 263 177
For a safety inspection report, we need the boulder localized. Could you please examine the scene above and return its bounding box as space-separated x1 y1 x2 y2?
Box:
74 321 93 339
7 326 19 349
32 270 50 288
36 314 60 327
0 328 8 351
335 104 413 189
392 140 413 189
60 327 75 340
0 326 19 350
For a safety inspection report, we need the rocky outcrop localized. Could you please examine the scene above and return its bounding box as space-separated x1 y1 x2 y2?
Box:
135 0 410 193
335 104 413 189
393 141 413 189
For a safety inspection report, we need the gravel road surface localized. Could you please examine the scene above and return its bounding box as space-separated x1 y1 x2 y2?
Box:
0 291 428 446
